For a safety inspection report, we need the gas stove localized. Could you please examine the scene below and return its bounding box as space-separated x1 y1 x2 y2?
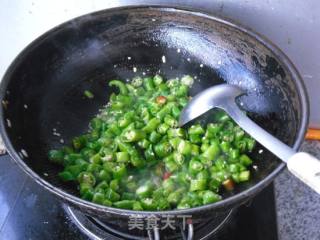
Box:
0 154 278 240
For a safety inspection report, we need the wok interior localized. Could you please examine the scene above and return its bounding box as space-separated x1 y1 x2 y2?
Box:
2 8 303 205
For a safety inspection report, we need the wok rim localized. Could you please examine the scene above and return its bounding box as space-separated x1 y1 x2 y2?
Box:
0 5 309 217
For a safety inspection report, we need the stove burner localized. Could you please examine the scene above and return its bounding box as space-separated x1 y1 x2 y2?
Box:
65 206 234 240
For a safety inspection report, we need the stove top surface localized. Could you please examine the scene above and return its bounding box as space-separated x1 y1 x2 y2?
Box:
0 154 278 239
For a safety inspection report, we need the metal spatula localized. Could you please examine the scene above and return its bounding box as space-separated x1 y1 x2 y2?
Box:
179 84 320 194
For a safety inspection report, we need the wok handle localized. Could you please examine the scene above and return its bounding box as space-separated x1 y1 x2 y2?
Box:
287 152 320 194
305 128 320 140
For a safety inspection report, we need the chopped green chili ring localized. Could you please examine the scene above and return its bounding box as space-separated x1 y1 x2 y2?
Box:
84 90 94 99
49 74 256 211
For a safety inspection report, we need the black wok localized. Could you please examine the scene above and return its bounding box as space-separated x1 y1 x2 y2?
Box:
0 5 308 226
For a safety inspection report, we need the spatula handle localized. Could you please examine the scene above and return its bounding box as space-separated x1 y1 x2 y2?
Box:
287 152 320 194
225 102 295 161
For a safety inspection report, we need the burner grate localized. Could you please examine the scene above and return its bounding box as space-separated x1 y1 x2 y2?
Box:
65 206 234 240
